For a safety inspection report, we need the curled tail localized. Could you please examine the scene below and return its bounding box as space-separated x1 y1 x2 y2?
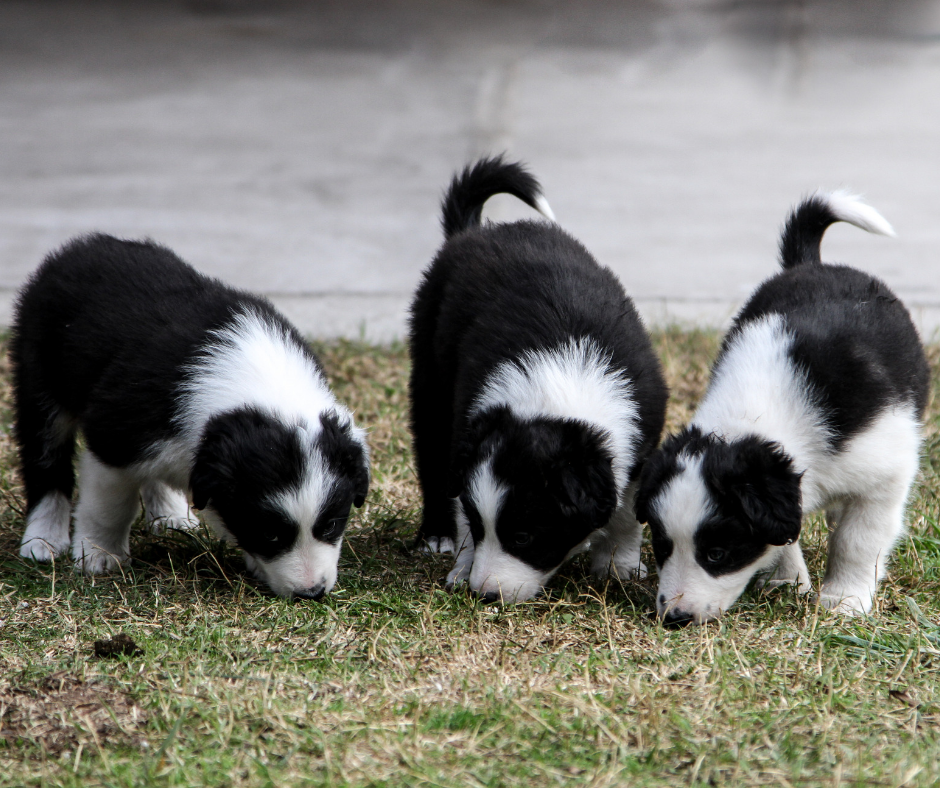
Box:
441 154 556 239
779 190 895 269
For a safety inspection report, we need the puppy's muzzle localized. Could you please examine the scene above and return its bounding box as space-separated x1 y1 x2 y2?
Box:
293 583 327 601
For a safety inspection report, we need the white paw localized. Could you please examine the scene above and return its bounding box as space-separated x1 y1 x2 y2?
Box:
421 536 455 555
19 493 71 561
446 561 472 590
148 512 199 533
591 557 648 581
19 536 69 562
143 483 198 533
817 590 870 616
757 575 813 594
73 544 127 574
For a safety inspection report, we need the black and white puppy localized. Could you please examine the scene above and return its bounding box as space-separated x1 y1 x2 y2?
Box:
636 192 929 623
409 156 668 603
13 234 369 599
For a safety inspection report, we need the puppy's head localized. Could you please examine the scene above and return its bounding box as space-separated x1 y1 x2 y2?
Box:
191 407 369 599
636 427 802 624
450 407 617 603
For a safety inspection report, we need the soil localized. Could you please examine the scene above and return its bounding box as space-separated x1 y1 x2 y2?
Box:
0 672 146 754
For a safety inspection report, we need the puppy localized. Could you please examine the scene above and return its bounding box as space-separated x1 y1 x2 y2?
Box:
409 156 668 603
13 234 369 599
636 192 929 623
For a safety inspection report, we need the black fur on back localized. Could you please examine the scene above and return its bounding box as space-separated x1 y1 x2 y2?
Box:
721 240 929 450
11 233 324 508
778 194 841 269
440 154 546 239
410 158 668 546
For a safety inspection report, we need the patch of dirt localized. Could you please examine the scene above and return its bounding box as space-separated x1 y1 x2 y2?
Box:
94 633 143 658
0 672 146 754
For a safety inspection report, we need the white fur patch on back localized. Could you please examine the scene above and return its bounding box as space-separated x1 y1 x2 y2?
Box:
177 309 343 437
471 337 639 492
818 190 895 238
138 308 365 485
692 314 828 475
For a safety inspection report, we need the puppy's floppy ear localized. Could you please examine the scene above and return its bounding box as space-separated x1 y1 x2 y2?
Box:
447 406 511 498
319 411 370 507
190 409 306 513
191 474 211 512
550 421 617 526
705 437 803 546
190 420 239 511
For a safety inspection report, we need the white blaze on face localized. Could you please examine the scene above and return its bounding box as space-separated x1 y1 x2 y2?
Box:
653 455 774 623
464 456 552 602
207 448 344 599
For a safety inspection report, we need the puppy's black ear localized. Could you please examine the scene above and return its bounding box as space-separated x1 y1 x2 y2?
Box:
447 406 511 498
191 480 210 512
319 411 370 507
190 421 238 511
706 438 803 546
190 409 306 513
552 421 617 527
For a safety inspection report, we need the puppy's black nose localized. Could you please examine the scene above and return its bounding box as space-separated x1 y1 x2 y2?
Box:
294 584 326 601
662 609 694 628
474 590 501 604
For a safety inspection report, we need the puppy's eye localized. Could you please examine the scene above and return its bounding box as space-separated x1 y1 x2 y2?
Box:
266 533 280 544
706 547 727 564
322 519 342 536
316 517 347 540
514 532 533 547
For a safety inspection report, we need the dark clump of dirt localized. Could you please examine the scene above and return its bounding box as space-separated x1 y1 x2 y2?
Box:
93 633 143 658
0 672 146 754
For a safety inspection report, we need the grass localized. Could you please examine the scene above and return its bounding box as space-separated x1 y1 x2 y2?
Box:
1 328 939 787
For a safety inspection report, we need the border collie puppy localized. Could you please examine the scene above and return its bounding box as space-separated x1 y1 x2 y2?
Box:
636 192 929 623
13 234 369 599
409 156 667 603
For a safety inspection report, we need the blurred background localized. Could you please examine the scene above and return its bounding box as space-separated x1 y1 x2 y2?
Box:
1 0 938 341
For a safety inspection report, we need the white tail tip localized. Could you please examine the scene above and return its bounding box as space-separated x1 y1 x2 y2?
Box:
533 193 556 223
818 190 896 238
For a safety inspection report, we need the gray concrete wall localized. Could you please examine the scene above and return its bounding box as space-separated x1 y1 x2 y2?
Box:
2 0 938 341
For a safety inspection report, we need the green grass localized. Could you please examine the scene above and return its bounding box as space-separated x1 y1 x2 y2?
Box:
1 330 939 787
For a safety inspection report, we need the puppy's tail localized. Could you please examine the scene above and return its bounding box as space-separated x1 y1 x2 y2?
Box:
441 154 556 239
779 190 895 270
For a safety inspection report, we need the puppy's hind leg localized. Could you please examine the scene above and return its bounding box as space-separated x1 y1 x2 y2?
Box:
410 365 456 554
819 488 909 615
142 480 198 533
72 451 141 574
590 493 648 581
16 401 77 562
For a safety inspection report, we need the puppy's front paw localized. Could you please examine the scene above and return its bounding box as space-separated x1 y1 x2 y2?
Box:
20 535 69 562
73 544 127 575
445 561 471 591
420 536 455 555
817 589 870 616
757 575 813 595
591 556 647 581
149 512 200 533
